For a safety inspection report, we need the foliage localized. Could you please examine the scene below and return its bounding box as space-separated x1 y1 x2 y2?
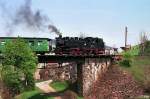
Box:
1 37 37 96
120 51 132 67
127 45 140 56
119 59 131 67
123 51 133 59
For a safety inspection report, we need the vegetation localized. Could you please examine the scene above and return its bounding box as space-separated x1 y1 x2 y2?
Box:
50 81 69 91
120 41 150 93
0 37 37 97
119 51 133 67
125 45 140 56
50 81 83 99
139 32 150 55
120 32 150 94
122 56 150 93
141 41 150 55
15 81 83 99
15 87 54 99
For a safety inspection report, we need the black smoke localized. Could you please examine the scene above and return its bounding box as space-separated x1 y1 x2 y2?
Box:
14 0 48 31
0 0 60 36
48 25 61 36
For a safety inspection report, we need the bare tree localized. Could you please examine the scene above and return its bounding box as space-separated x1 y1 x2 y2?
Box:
139 32 148 55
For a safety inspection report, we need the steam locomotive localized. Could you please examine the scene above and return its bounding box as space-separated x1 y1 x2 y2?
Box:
0 36 112 56
54 36 105 55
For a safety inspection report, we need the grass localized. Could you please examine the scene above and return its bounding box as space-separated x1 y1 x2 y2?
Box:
119 54 150 96
120 44 150 84
50 81 69 91
50 81 83 99
127 56 150 82
77 96 84 99
15 87 54 99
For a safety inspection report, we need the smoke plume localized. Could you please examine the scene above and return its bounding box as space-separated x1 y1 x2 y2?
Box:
48 25 61 36
0 0 60 36
14 0 48 31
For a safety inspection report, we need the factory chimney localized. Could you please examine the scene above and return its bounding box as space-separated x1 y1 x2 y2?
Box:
125 26 128 47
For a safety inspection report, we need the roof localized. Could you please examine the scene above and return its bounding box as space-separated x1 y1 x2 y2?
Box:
0 37 50 40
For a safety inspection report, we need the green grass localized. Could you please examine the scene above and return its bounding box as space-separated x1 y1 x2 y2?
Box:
50 81 83 99
15 87 54 99
122 56 150 83
50 81 69 91
77 96 84 99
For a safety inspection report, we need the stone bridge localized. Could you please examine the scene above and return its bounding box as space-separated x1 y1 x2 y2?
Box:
37 55 112 96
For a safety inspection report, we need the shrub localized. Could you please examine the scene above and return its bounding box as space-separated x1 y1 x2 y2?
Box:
119 59 131 67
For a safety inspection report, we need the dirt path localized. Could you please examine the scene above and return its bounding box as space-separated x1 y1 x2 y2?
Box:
86 65 144 99
35 80 61 99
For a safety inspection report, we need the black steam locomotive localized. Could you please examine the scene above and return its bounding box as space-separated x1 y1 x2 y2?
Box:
54 36 105 56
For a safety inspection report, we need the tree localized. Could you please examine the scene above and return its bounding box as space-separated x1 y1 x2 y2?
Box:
0 37 37 96
139 32 149 55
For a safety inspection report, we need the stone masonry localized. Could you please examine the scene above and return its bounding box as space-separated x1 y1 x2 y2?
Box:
77 58 112 96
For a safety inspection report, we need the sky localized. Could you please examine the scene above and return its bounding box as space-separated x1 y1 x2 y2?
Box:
0 0 150 48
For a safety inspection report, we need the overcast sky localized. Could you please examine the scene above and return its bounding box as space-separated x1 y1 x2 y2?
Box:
0 0 150 48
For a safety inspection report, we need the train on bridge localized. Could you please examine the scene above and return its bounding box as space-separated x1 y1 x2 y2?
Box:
0 36 118 56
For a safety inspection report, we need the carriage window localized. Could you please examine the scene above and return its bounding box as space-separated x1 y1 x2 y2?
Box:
1 41 6 45
38 41 42 46
29 41 34 46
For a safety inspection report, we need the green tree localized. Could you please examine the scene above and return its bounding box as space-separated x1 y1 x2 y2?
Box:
0 37 37 96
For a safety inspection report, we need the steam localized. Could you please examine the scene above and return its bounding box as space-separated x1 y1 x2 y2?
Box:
14 0 48 31
0 0 61 36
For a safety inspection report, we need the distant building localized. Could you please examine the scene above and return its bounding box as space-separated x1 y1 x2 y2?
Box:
105 46 118 55
120 45 131 51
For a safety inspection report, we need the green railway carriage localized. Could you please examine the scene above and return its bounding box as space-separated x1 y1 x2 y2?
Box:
0 37 50 54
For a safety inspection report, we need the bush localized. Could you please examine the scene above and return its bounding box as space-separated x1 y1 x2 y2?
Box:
120 51 133 67
119 59 131 67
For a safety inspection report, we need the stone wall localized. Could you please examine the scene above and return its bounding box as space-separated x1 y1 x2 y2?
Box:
80 58 111 96
36 63 77 82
